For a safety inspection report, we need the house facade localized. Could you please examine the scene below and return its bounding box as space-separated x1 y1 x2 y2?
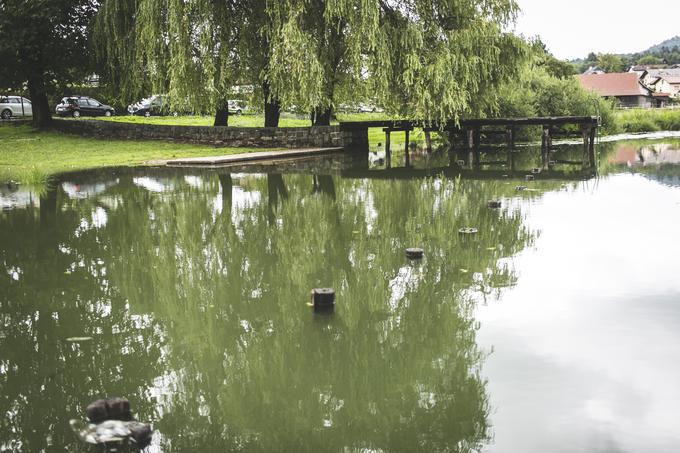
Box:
642 68 680 98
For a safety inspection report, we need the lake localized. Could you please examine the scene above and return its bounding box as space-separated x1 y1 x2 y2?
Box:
1 138 679 452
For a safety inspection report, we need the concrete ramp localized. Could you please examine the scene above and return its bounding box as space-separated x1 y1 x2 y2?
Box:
165 147 345 167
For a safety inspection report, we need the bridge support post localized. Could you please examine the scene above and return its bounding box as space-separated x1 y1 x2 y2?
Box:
588 125 597 167
404 128 410 155
506 126 515 149
541 126 552 170
581 125 597 168
424 129 432 153
466 127 480 167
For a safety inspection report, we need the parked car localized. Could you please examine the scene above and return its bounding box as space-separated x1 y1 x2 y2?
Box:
0 96 33 119
356 103 384 113
55 96 115 118
128 95 167 117
228 100 246 115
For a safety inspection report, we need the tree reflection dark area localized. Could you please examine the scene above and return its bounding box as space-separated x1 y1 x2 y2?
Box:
1 152 563 451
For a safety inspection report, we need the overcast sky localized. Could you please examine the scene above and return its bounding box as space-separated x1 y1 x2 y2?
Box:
513 0 680 60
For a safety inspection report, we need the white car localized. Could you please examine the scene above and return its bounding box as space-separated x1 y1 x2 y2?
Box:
356 103 384 113
228 100 246 115
0 96 32 119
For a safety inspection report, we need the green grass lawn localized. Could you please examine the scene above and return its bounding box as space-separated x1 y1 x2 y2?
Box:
0 125 274 185
0 112 439 185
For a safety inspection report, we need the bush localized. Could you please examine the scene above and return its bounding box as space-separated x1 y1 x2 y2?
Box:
492 66 617 138
614 108 680 133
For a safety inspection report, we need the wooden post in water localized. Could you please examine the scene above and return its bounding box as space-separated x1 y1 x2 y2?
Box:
581 125 591 168
424 129 432 153
383 128 392 168
588 125 597 167
404 128 410 154
467 127 479 167
541 126 551 170
506 126 515 149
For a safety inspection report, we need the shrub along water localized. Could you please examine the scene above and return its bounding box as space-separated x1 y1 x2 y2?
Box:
614 109 680 133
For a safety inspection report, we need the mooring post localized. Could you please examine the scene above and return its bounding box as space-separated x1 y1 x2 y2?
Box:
424 129 432 153
384 128 391 154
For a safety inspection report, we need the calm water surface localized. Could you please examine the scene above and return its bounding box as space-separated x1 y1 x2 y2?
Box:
1 140 680 452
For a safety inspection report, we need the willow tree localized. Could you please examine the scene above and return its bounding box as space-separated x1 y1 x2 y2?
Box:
266 0 527 125
234 0 284 127
94 0 238 126
95 0 525 127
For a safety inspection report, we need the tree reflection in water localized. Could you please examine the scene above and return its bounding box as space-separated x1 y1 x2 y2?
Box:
1 161 560 452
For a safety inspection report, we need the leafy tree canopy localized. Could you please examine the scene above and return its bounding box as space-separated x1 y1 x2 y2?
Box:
596 53 625 73
0 0 98 126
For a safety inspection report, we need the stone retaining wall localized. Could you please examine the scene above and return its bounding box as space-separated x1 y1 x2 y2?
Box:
51 119 368 150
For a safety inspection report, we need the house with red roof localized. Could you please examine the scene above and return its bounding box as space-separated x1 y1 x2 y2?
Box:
577 73 669 108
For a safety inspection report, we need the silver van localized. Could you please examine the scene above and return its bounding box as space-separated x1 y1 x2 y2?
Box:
0 96 33 119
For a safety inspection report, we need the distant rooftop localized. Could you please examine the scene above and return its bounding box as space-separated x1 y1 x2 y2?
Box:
646 68 680 79
578 73 651 97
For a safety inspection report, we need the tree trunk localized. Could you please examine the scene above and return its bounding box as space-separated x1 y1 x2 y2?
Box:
27 76 51 129
214 107 229 127
313 107 332 126
262 81 281 127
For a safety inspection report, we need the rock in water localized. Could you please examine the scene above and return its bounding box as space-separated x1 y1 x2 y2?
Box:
70 419 152 446
86 397 132 423
75 397 152 448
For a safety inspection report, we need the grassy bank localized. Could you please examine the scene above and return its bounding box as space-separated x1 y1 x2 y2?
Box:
0 125 271 185
614 108 680 133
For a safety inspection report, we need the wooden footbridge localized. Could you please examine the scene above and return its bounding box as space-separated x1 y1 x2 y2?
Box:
339 116 600 168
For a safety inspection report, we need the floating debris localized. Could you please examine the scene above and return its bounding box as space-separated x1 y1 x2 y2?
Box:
459 269 469 273
458 227 478 235
525 175 535 181
405 248 424 259
66 337 93 343
515 186 528 191
487 200 502 209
